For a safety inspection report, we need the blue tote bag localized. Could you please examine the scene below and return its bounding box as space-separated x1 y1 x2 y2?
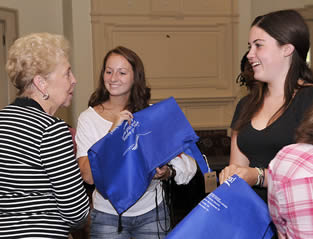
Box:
88 97 209 214
166 175 275 239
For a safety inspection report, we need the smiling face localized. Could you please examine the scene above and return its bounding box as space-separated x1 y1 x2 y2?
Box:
45 56 76 109
103 53 134 99
247 26 290 84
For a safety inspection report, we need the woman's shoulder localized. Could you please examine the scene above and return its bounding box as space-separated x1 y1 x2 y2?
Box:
235 95 249 110
78 106 103 122
295 86 313 102
290 86 313 117
22 104 63 128
78 106 95 117
230 95 250 126
299 85 313 92
78 106 112 126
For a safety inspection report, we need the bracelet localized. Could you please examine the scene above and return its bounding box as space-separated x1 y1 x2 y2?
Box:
167 164 176 179
255 167 265 187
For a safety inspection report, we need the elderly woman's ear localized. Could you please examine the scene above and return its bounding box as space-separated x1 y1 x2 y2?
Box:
33 75 48 100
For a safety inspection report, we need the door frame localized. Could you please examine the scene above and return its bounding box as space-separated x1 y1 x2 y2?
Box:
0 7 18 104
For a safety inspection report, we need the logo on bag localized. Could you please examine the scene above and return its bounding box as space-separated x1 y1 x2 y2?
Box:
224 176 236 187
122 120 140 141
122 119 152 156
199 192 228 212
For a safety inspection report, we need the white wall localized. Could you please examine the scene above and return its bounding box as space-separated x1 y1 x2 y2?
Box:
0 0 63 35
252 0 313 17
70 1 94 127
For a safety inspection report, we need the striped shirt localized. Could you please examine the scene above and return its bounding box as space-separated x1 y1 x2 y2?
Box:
268 143 313 239
0 97 89 238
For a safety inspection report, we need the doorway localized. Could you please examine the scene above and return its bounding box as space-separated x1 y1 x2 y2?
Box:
0 8 18 109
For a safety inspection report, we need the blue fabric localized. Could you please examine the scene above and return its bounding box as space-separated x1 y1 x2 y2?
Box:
88 97 208 214
166 175 275 239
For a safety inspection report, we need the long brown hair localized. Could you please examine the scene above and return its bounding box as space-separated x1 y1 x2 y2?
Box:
234 9 313 131
296 106 313 144
88 46 151 113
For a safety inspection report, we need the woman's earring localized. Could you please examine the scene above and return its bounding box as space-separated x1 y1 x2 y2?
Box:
43 93 49 100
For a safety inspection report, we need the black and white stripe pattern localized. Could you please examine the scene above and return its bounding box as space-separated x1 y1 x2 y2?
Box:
0 98 89 238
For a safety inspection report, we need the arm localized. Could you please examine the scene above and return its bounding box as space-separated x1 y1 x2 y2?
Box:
268 145 313 238
78 156 94 185
168 153 197 184
219 130 260 186
154 165 172 180
75 112 98 185
153 153 197 184
273 177 313 239
268 169 287 239
76 109 133 185
229 130 249 165
41 121 89 227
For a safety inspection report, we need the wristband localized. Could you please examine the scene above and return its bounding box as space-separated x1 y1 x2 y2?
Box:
255 167 265 187
167 164 176 179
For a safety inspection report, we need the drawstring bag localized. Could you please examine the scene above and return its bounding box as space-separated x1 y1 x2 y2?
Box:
88 97 209 214
166 175 275 239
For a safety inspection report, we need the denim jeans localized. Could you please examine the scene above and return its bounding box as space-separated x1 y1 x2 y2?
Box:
90 201 170 239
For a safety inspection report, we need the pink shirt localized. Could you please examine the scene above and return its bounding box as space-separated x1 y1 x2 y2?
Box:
268 143 313 239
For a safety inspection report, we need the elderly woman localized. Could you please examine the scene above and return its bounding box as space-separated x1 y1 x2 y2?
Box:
0 33 89 238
